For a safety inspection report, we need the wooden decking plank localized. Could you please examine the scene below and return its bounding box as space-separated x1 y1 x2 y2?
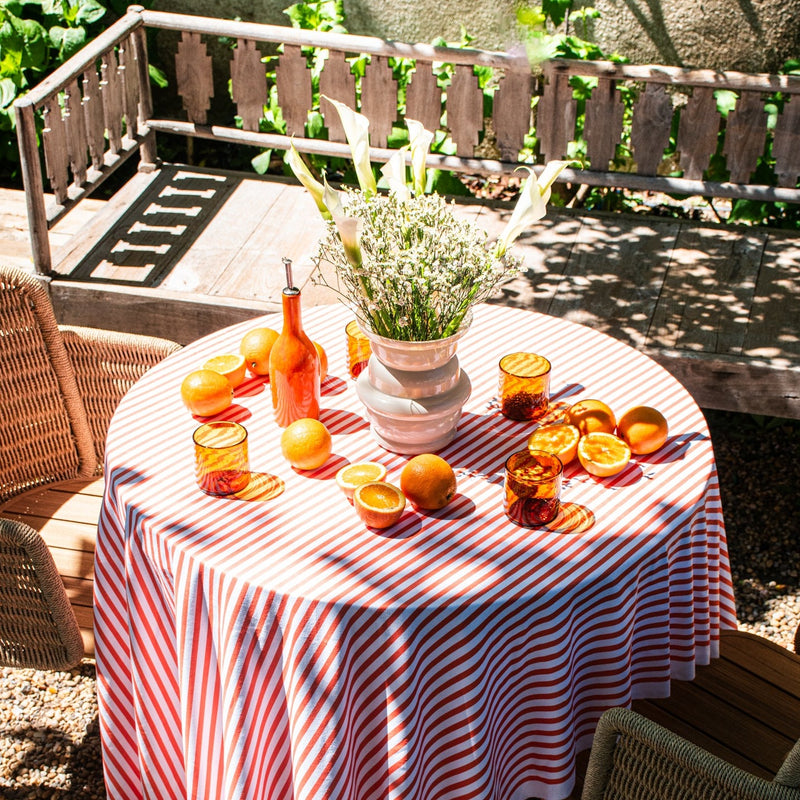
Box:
743 231 800 360
546 213 679 349
61 575 94 608
2 486 103 526
649 224 766 355
631 697 773 778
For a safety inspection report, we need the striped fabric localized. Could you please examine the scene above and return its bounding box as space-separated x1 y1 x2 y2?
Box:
95 304 737 800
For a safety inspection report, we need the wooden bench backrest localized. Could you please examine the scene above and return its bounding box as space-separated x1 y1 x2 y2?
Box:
15 6 800 274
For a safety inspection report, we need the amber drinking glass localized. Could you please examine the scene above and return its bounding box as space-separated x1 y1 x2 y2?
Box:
346 320 371 378
498 352 551 420
504 449 563 526
193 421 250 496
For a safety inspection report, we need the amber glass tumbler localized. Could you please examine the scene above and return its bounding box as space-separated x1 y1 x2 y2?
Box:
193 421 250 496
498 352 551 420
504 449 562 526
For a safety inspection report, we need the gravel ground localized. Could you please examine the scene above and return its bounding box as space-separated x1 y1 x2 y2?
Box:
1 409 797 797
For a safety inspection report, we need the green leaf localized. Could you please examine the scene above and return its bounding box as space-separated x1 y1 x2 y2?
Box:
715 89 737 117
251 150 273 175
0 77 17 108
73 0 106 26
49 24 86 60
13 16 49 71
542 0 574 26
149 63 168 88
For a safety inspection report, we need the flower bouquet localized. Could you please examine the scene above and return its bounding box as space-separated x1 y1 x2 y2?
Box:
289 97 569 342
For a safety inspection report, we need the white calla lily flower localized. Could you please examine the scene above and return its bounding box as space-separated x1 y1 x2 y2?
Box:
287 143 331 219
324 96 377 197
406 119 434 197
495 160 571 257
381 148 411 201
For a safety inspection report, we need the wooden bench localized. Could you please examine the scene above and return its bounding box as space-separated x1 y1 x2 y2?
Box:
13 6 800 417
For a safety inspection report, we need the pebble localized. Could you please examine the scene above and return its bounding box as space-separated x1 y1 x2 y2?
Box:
0 410 796 796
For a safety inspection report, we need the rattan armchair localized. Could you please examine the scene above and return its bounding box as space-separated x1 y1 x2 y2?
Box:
582 707 800 800
0 265 181 665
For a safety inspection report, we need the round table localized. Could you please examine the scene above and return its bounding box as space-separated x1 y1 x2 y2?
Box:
95 303 737 800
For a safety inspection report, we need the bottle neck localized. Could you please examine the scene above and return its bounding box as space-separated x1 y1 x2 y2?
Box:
282 288 302 333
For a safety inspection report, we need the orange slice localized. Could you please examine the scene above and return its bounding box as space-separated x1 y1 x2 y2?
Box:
566 399 617 435
526 423 581 465
353 481 406 529
335 462 388 500
577 432 632 477
203 353 247 388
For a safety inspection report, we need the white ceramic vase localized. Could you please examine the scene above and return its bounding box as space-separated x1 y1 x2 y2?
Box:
355 313 472 454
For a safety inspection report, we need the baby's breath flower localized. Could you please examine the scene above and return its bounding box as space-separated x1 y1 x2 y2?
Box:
312 190 519 340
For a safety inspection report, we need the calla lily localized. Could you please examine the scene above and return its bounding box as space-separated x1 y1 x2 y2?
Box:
287 142 331 220
322 176 363 268
380 148 411 201
324 96 377 198
495 160 571 257
406 119 434 197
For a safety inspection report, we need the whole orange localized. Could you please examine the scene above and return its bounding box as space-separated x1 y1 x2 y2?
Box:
617 405 669 454
280 418 332 470
400 453 457 510
240 327 279 375
180 369 234 416
566 399 617 435
314 342 328 381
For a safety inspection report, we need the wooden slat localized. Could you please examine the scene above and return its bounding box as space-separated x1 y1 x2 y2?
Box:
723 91 768 183
101 48 124 153
319 50 356 142
42 98 70 204
276 44 312 136
405 63 442 133
63 79 88 187
676 86 720 180
82 66 106 171
360 55 396 148
493 69 532 161
119 33 140 139
772 95 800 188
743 234 800 359
174 31 214 125
536 70 576 162
630 83 673 175
584 76 624 171
231 39 268 133
447 64 483 157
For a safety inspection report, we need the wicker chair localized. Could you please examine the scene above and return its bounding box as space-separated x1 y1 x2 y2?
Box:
0 265 181 665
581 707 800 800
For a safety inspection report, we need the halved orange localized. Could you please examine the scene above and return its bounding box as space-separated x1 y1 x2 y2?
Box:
566 399 617 435
353 481 406 529
335 462 388 500
526 423 581 465
577 432 631 477
203 353 247 388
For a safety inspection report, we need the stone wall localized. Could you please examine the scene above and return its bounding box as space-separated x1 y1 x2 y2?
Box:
152 0 800 73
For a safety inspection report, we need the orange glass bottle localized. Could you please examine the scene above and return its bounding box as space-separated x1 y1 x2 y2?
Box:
269 262 320 427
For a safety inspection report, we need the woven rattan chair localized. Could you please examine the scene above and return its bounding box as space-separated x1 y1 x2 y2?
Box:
581 707 800 800
0 265 181 661
0 517 85 670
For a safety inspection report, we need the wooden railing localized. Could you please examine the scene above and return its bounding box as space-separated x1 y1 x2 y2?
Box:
15 6 800 275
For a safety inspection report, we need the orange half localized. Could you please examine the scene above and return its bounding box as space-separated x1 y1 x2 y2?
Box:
526 423 581 465
203 353 247 388
577 432 632 477
353 481 406 529
335 462 388 500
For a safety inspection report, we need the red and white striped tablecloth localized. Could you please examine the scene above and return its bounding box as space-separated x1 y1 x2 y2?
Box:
95 303 737 800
